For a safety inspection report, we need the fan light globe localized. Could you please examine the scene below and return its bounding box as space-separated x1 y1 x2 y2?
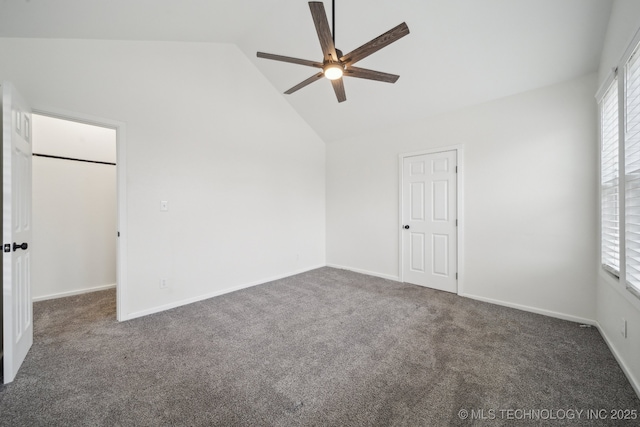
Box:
324 64 344 80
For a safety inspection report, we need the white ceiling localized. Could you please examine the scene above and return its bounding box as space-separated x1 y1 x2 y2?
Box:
0 0 613 142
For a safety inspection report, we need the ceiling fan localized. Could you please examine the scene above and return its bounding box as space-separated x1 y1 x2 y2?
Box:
257 1 409 103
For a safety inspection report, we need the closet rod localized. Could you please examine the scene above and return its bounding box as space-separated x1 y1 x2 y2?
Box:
32 153 116 166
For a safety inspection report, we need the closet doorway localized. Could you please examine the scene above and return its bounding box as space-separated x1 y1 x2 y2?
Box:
31 115 117 305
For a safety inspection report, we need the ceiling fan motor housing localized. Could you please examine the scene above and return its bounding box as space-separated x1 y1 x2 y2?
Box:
323 48 344 80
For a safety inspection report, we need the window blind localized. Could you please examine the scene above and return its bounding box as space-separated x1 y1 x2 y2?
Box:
601 79 619 276
625 45 640 295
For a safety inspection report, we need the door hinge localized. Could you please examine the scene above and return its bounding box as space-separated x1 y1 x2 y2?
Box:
456 273 458 280
455 219 458 226
455 166 458 173
117 231 120 237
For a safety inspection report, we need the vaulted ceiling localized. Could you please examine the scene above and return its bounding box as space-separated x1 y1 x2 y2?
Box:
0 0 613 142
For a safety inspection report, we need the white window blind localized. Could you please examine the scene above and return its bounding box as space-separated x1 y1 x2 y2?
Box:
625 44 640 296
601 79 619 276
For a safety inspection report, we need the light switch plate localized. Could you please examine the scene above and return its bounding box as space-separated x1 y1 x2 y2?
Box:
160 200 168 212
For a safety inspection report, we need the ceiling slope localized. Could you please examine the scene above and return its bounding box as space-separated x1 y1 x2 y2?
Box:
1 0 613 142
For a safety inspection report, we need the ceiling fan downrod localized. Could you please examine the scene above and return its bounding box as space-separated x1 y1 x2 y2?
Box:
332 0 335 46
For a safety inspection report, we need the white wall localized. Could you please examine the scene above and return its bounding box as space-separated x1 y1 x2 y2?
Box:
32 115 117 300
327 73 598 323
0 38 326 318
596 0 640 396
598 0 640 83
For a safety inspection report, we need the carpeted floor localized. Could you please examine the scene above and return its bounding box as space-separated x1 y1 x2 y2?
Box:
0 267 639 426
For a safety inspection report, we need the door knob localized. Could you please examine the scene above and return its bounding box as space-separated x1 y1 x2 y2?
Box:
403 225 410 229
13 242 28 251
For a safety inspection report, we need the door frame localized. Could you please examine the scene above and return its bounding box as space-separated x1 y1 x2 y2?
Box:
398 145 464 295
32 107 127 321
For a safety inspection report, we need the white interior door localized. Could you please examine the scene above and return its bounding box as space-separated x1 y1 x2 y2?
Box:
2 82 33 384
401 150 457 293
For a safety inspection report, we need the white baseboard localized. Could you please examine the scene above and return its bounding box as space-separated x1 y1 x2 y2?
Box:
595 321 640 399
124 264 326 321
326 264 400 282
325 265 596 325
33 283 116 302
458 292 597 326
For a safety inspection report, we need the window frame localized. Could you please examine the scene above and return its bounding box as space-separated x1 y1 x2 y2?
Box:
600 77 620 278
624 42 640 299
597 28 640 302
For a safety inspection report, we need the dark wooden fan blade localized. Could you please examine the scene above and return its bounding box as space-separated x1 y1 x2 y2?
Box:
340 22 410 66
309 2 338 62
344 66 399 83
257 52 323 69
284 72 324 94
331 78 347 103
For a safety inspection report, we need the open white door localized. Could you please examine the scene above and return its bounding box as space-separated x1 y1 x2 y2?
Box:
2 82 33 384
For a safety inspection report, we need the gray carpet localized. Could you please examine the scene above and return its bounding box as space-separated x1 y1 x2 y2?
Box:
0 267 638 426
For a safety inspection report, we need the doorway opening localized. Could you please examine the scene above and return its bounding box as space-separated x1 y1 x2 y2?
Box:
29 111 126 321
31 114 116 308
